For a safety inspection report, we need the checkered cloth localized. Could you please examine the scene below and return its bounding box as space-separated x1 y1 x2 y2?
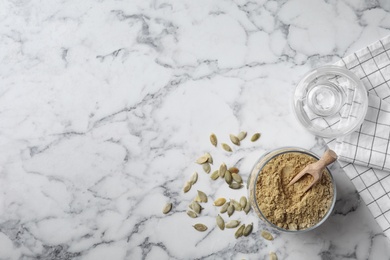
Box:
326 34 390 237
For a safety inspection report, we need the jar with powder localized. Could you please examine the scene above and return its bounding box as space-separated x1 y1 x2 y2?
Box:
247 147 337 233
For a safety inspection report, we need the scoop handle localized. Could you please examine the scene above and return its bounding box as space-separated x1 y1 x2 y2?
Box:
316 149 337 169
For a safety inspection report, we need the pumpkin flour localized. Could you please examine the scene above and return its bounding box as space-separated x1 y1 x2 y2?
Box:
255 152 334 230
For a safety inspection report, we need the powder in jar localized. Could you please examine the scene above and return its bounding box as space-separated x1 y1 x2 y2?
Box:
255 152 334 230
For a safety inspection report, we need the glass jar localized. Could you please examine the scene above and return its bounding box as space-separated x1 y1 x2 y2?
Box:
293 65 368 138
247 147 337 233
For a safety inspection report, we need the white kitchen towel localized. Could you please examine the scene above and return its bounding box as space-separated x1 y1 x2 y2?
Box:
326 34 390 237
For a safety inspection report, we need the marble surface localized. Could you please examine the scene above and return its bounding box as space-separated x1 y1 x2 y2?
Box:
2 0 390 259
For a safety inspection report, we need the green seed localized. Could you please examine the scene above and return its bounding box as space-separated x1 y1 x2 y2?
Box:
221 143 232 152
197 190 208 203
190 172 198 185
225 170 232 185
232 173 243 184
229 183 243 189
193 223 208 232
251 133 261 142
237 131 247 141
229 134 240 146
202 162 211 173
192 201 202 214
244 200 251 214
235 224 245 239
210 133 217 147
231 199 242 211
240 196 247 209
269 252 278 260
216 214 225 230
210 170 219 180
229 167 239 174
206 153 213 164
187 210 197 218
162 202 172 214
261 230 274 240
219 163 227 178
196 154 209 164
220 202 229 213
243 223 253 236
225 220 240 228
227 204 235 217
183 181 192 193
213 198 226 206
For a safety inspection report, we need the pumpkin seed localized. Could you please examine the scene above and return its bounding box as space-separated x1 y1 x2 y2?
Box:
190 172 198 185
216 214 225 230
210 133 217 147
220 202 229 213
251 133 261 142
210 170 219 180
219 163 227 178
243 223 253 236
202 162 211 173
240 196 247 208
194 195 201 202
228 167 239 174
225 170 232 185
229 183 243 189
261 230 274 241
205 153 213 164
193 223 208 232
225 220 240 228
197 190 208 203
183 181 192 193
227 203 235 217
162 203 172 214
196 154 209 164
221 143 232 152
235 224 245 239
231 199 242 211
229 134 240 146
213 198 226 206
232 173 243 184
269 252 278 260
192 201 202 214
244 200 251 214
187 210 197 218
237 131 247 141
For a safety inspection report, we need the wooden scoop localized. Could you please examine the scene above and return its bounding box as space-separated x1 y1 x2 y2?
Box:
288 149 337 193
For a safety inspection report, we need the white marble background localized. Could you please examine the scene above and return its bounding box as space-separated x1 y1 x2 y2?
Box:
2 0 390 259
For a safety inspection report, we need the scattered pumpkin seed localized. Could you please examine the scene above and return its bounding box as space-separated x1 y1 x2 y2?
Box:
269 252 278 260
210 170 219 180
192 201 202 214
240 196 247 209
251 133 261 142
229 134 240 146
190 172 198 185
225 170 232 185
231 199 242 211
229 167 239 174
235 224 245 239
187 210 197 218
221 143 232 152
232 173 243 184
213 198 226 206
261 230 274 241
196 154 209 164
225 220 240 228
183 181 192 193
193 223 208 232
210 133 218 147
162 203 172 214
206 153 213 164
194 195 201 202
244 200 251 214
229 183 243 189
216 214 225 230
243 223 253 236
197 190 208 203
227 203 235 217
219 163 227 178
202 162 211 173
237 131 247 141
220 202 230 213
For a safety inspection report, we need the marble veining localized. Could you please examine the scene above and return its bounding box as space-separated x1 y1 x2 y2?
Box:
2 0 390 259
